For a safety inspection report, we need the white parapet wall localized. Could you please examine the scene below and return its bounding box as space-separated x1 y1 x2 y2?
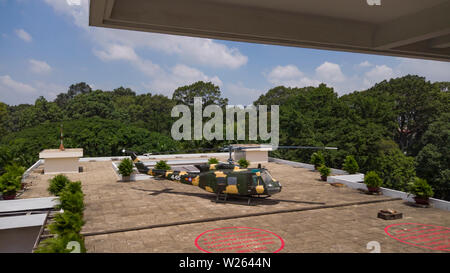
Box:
110 160 150 181
327 174 450 211
271 157 450 212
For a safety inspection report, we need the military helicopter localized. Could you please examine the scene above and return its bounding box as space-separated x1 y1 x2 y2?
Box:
123 145 337 205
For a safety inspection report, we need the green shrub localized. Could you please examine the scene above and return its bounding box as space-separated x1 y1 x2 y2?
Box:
372 140 416 191
408 177 434 199
0 164 25 195
57 181 84 215
34 233 86 253
364 171 383 188
318 165 331 177
208 157 219 164
155 160 171 170
238 158 250 168
118 158 134 177
310 152 325 168
49 211 84 237
48 174 71 196
37 180 86 253
342 155 359 174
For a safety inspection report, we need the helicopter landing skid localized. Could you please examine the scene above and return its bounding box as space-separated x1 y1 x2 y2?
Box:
212 194 271 206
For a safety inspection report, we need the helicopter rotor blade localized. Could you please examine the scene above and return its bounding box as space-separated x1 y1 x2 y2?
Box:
229 145 338 151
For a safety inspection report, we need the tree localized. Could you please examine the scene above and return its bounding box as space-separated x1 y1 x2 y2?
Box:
254 86 314 106
370 75 442 155
135 94 175 134
0 102 8 136
172 81 228 107
64 90 118 120
415 113 450 200
112 87 136 97
372 140 416 191
55 82 92 108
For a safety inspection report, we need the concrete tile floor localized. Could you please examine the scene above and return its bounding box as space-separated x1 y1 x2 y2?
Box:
21 160 450 253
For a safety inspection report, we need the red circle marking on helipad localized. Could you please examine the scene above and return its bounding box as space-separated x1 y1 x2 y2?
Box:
384 223 450 252
195 227 285 253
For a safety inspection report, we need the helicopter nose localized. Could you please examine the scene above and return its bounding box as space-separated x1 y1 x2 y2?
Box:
267 182 282 195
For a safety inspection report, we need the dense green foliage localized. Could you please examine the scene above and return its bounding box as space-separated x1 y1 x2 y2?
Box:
208 157 219 164
48 174 71 196
49 210 84 236
0 77 448 200
364 171 383 188
118 158 134 177
155 160 171 170
408 177 434 199
238 158 250 168
310 152 325 168
415 113 450 200
0 163 25 195
342 155 359 174
36 178 86 253
318 165 331 177
56 181 85 215
34 232 86 253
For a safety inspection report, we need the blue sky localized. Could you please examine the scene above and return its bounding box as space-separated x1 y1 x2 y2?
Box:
1 0 449 106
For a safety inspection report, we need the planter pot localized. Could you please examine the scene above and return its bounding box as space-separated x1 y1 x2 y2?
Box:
414 197 430 205
367 186 380 193
2 192 16 200
321 175 327 181
122 175 131 182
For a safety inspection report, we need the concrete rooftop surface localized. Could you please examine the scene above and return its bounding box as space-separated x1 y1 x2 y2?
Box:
21 158 450 253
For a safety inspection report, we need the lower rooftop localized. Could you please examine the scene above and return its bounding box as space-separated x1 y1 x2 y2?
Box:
20 155 450 253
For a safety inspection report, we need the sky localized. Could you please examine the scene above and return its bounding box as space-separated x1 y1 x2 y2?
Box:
1 0 449 106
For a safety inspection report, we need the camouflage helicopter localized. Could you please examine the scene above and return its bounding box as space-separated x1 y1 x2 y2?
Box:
123 145 337 204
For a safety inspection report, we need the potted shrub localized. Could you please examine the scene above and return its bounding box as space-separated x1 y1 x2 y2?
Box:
364 171 383 193
310 152 325 170
407 177 434 205
0 164 24 200
238 158 250 168
57 181 85 215
342 155 359 174
118 158 134 181
155 160 171 170
318 165 331 181
208 157 219 164
48 174 71 196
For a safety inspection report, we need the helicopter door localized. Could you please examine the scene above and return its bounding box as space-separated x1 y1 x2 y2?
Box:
216 177 226 194
225 176 239 194
251 175 265 195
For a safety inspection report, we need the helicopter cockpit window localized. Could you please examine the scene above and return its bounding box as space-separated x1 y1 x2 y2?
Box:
217 177 226 185
261 171 274 184
227 177 237 185
252 175 259 187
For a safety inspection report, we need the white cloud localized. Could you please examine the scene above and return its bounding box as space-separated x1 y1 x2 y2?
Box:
266 65 320 88
0 75 36 93
0 75 66 104
226 82 263 105
363 65 394 87
29 59 52 74
93 44 139 62
315 62 345 83
66 0 80 5
395 58 450 82
44 0 247 69
145 64 222 95
15 28 32 42
358 61 373 68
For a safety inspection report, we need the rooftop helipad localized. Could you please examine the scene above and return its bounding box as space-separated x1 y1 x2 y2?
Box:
20 156 450 253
